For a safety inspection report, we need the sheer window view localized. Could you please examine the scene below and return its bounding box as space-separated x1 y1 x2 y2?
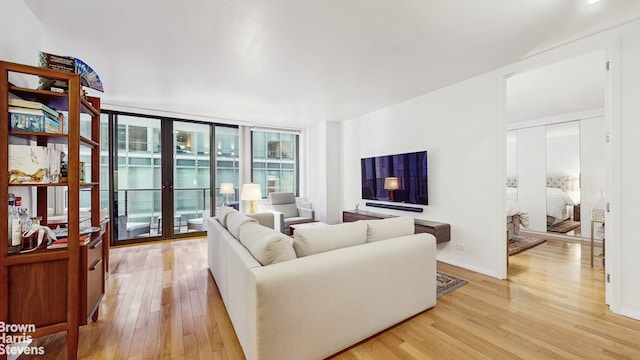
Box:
252 130 298 196
215 126 240 210
172 122 214 234
115 115 162 240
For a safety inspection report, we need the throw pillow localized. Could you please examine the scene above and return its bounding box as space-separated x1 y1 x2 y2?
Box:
362 216 415 242
217 206 238 228
293 221 367 257
226 212 258 240
239 222 296 265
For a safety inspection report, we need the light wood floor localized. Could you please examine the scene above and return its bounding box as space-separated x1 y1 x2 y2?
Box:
19 237 640 360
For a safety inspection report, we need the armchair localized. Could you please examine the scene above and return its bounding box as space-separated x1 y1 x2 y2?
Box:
267 192 315 234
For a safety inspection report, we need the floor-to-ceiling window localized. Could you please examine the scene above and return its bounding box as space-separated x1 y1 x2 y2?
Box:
99 112 298 244
251 129 299 196
102 111 244 245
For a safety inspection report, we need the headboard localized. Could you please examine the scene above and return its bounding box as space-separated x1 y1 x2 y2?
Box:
546 176 572 193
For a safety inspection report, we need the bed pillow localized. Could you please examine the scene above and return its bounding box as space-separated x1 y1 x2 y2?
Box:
217 206 238 228
239 222 296 265
226 212 258 240
361 216 415 242
293 221 367 257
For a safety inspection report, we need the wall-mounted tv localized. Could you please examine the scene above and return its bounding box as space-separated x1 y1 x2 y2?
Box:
361 151 428 205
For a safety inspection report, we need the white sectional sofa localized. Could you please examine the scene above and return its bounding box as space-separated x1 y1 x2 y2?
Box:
207 206 437 360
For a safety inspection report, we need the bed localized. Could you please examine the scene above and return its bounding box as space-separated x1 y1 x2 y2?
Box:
506 178 529 240
546 176 576 225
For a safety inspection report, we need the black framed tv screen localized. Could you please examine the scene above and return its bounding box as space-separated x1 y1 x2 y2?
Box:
361 151 428 205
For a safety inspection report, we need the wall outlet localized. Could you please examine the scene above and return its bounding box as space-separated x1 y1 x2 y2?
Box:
455 243 466 251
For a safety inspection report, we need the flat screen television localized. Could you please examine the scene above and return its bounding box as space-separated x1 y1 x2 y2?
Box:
361 151 428 205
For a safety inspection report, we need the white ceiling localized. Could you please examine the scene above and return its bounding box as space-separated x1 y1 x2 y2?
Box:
23 0 640 128
506 50 606 123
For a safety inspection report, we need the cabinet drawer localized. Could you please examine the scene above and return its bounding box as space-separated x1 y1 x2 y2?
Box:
86 254 104 318
87 237 103 266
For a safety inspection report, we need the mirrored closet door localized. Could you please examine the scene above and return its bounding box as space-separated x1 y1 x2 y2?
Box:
506 117 605 239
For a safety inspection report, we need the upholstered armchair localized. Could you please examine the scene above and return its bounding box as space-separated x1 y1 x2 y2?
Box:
267 192 315 234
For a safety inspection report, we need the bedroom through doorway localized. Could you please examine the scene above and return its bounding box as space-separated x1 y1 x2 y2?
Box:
504 49 607 276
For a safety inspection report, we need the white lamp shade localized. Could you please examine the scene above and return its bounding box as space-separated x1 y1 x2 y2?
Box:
241 183 262 201
384 177 400 190
220 183 235 194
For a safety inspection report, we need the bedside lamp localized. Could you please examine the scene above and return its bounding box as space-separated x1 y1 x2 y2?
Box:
241 183 262 213
220 183 235 206
384 177 400 202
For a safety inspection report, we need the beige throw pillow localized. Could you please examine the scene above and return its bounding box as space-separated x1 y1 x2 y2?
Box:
362 216 415 242
217 206 238 228
239 222 296 266
293 221 367 257
226 212 258 239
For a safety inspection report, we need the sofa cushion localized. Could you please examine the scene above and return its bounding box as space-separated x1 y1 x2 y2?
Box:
362 216 415 242
293 221 367 257
226 212 258 239
239 222 296 265
218 206 238 228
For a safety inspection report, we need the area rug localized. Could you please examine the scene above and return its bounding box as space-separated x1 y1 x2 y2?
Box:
437 271 467 298
547 220 581 233
509 235 547 256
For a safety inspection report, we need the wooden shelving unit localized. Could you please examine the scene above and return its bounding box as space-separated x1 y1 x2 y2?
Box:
0 61 104 360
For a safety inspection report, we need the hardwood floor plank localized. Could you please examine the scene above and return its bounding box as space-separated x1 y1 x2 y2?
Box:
18 237 640 360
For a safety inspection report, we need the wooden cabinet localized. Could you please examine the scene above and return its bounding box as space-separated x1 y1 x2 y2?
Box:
0 61 103 360
343 210 451 243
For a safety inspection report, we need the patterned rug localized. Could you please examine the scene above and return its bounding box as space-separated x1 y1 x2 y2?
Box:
509 235 547 256
437 271 467 298
548 220 581 233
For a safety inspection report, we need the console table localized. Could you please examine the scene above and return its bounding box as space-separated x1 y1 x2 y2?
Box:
342 210 450 243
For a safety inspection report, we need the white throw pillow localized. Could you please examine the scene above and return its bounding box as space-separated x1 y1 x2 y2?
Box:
217 206 238 228
362 216 415 242
226 212 258 239
239 222 296 265
293 221 367 257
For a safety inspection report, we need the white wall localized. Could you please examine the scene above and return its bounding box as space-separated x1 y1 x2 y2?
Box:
306 122 326 222
1 0 42 73
342 71 505 276
306 121 342 225
617 19 640 320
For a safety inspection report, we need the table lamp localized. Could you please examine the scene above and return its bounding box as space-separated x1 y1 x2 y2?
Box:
384 177 400 202
220 183 235 205
241 183 262 213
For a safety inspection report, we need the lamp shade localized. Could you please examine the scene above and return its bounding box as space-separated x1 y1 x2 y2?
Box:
384 177 400 190
220 183 235 195
241 183 262 201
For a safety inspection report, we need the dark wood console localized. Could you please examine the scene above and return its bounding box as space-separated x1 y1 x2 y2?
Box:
342 210 450 244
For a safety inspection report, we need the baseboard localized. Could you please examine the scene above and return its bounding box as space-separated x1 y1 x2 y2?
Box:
365 202 423 213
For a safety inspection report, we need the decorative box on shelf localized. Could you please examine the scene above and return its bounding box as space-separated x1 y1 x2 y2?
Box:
9 112 44 132
8 144 62 184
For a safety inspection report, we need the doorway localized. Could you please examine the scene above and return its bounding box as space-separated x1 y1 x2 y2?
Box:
504 50 608 285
